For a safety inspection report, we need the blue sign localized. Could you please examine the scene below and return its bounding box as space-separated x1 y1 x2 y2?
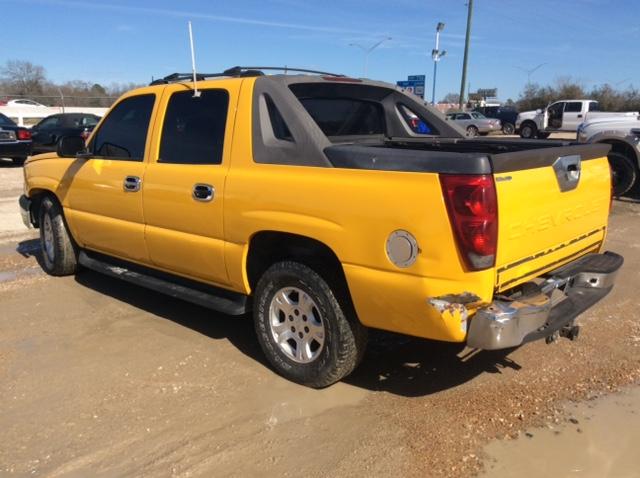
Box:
396 75 426 98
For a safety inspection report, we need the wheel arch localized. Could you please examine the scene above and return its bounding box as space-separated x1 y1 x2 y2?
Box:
245 231 352 304
27 188 60 228
595 137 640 168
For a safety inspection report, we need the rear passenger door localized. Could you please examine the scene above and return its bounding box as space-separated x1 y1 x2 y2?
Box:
561 101 584 131
143 82 240 287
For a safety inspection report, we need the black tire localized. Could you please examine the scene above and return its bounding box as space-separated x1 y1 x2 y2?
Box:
466 125 479 137
502 122 515 135
608 151 637 197
38 196 78 276
519 122 537 139
537 132 551 139
253 261 367 388
11 157 26 166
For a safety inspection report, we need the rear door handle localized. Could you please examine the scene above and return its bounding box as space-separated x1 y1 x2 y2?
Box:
193 183 214 202
123 176 141 192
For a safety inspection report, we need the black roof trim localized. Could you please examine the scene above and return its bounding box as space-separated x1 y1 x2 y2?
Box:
150 66 345 85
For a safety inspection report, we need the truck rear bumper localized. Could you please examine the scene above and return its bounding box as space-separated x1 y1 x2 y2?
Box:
467 251 623 350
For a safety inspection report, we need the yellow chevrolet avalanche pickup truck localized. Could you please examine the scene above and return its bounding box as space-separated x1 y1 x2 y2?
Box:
19 67 623 387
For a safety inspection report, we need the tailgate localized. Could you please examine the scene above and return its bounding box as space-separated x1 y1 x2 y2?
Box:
492 144 611 292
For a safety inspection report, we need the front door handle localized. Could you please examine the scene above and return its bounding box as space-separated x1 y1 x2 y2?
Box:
123 176 141 192
193 183 214 202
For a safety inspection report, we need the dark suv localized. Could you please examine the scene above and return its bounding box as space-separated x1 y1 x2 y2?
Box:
473 105 518 135
0 113 32 165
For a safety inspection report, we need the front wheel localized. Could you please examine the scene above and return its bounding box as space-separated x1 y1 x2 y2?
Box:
253 261 367 388
38 196 78 276
502 122 515 135
519 122 537 139
466 125 479 137
609 151 637 197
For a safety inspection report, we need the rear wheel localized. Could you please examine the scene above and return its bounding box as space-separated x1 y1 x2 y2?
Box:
466 125 479 137
38 196 78 276
608 151 637 197
502 122 515 135
519 122 537 139
253 261 367 388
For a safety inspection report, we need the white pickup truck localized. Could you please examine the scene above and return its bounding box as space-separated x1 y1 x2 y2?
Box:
516 99 639 139
577 116 640 196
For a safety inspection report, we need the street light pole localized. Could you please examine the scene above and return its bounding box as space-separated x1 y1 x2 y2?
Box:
349 37 392 78
431 22 446 105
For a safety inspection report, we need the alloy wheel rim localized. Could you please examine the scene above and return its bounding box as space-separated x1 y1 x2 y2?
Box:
268 287 325 364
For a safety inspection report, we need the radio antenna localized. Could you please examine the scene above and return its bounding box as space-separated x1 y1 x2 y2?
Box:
188 21 201 98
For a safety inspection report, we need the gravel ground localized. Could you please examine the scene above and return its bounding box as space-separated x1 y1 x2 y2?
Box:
0 161 639 477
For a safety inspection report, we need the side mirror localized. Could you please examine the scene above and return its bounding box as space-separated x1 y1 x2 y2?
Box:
57 136 90 159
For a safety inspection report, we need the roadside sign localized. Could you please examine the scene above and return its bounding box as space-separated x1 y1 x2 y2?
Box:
397 75 426 99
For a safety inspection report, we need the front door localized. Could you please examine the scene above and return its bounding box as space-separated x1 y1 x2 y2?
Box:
63 91 159 263
142 82 240 287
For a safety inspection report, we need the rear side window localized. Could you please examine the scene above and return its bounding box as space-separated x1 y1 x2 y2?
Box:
0 113 14 126
159 89 229 165
564 102 582 113
298 98 385 136
264 94 293 141
398 104 436 134
90 94 154 161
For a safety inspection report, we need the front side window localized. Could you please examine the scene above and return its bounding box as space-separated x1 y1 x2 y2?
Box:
159 89 229 165
90 94 155 161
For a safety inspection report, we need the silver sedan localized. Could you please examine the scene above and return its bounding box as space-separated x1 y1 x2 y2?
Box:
446 112 501 137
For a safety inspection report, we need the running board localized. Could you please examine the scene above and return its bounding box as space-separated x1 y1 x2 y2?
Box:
78 251 248 316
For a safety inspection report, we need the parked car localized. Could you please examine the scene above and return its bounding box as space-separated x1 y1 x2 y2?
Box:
20 67 622 387
3 99 47 108
576 116 640 196
516 100 639 139
474 105 518 135
0 112 32 164
31 113 101 154
445 111 501 136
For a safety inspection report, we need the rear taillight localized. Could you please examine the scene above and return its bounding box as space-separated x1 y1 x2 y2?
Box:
17 129 31 140
440 174 498 271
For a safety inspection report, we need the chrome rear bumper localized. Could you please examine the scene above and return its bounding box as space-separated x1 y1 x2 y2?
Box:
467 251 623 350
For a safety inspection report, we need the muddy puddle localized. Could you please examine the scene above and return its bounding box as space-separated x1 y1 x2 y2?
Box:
481 386 640 477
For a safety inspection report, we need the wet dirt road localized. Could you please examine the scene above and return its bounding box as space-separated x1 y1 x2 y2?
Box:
1 160 639 477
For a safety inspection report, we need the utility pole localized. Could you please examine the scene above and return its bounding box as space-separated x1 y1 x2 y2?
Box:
349 37 392 78
431 22 447 105
458 0 474 109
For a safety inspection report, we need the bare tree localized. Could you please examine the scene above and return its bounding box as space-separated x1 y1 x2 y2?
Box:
0 60 47 96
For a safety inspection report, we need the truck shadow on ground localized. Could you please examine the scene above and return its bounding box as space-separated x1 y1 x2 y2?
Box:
70 266 521 398
345 332 520 397
17 238 522 398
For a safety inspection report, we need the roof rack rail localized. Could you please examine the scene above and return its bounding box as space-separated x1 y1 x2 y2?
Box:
149 66 345 85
